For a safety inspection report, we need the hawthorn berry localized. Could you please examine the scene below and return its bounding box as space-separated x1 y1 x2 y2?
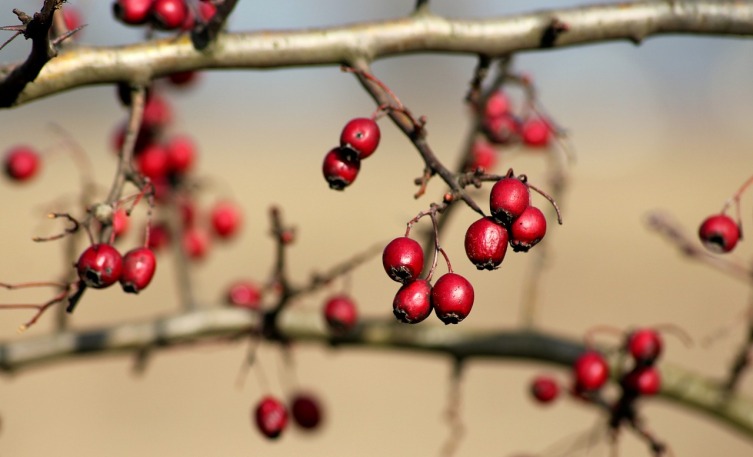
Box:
698 214 740 253
483 113 519 145
210 201 242 240
112 208 130 238
339 117 381 160
323 294 358 334
621 366 661 396
165 135 196 175
225 280 262 310
484 91 510 119
62 6 82 32
490 177 530 225
142 93 172 131
136 144 170 181
392 279 433 324
4 146 40 182
113 0 153 26
530 375 559 404
382 237 424 283
626 328 662 365
119 247 157 294
521 117 551 148
254 396 288 440
290 393 324 430
466 139 497 172
166 71 199 87
322 147 360 190
150 0 189 30
509 206 546 252
182 227 210 260
76 244 124 289
431 273 475 325
464 217 509 270
145 222 171 251
572 351 609 392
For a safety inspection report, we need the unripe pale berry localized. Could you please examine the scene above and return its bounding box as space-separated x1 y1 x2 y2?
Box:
113 0 153 26
489 177 530 225
573 351 609 392
150 0 189 30
77 244 124 289
339 118 381 160
392 279 433 324
119 247 157 294
626 328 662 365
521 117 551 147
621 366 661 396
226 280 262 310
210 201 242 240
322 147 360 190
323 295 358 334
530 375 560 404
698 214 740 253
254 396 288 439
464 217 509 270
290 393 324 430
382 237 424 283
431 273 474 325
4 146 40 182
509 206 546 252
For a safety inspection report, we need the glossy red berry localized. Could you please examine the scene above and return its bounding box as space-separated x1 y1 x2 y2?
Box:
509 206 546 252
489 177 530 224
165 135 196 174
290 393 324 430
626 328 662 364
339 118 381 160
226 280 262 310
4 146 40 181
393 279 433 324
621 366 661 396
136 144 170 181
573 351 609 391
322 147 360 190
464 217 509 270
382 237 424 283
182 227 210 260
113 0 153 26
119 247 157 293
466 139 497 172
323 295 358 334
484 91 510 119
151 0 188 30
431 273 474 325
530 375 560 404
254 396 288 440
76 244 123 289
698 214 740 253
521 117 551 147
210 201 242 239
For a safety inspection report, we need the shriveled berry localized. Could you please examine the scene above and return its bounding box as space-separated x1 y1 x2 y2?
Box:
530 375 559 404
119 247 157 293
150 0 189 30
382 237 424 283
489 177 530 224
509 206 546 252
323 294 358 334
113 0 153 26
626 328 662 364
521 117 551 147
77 244 123 289
573 351 609 391
254 396 288 439
698 214 740 253
621 366 661 396
290 393 324 430
393 279 433 324
431 273 474 325
226 280 262 310
322 147 360 190
4 146 40 182
210 200 242 239
464 217 509 270
339 118 381 160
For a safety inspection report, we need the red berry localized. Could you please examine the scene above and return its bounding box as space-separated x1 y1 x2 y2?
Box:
254 396 288 440
483 113 520 145
509 206 546 252
145 222 171 251
466 140 497 172
166 70 199 87
464 217 509 270
339 118 381 160
76 244 123 289
150 0 188 30
136 144 170 181
484 91 510 119
431 273 474 325
142 93 172 131
573 351 609 391
392 279 433 324
226 280 262 310
626 328 662 364
489 177 530 224
323 294 358 334
119 247 157 293
382 237 424 283
698 214 740 253
62 7 82 31
322 147 360 190
210 200 242 239
521 117 551 147
621 366 661 396
112 208 130 238
113 0 153 26
4 146 40 182
290 393 324 430
165 135 196 174
530 375 560 404
182 227 210 260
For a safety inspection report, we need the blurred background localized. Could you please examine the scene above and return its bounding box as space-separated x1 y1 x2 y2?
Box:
1 0 753 455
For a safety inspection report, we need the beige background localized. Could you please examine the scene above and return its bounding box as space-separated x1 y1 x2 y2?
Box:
1 1 753 456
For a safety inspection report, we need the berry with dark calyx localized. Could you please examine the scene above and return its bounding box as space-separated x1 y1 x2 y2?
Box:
431 273 474 325
464 217 509 270
530 375 560 404
382 237 424 283
489 177 530 225
484 91 510 119
226 280 262 310
119 247 157 293
150 0 189 30
509 206 547 252
521 117 551 148
392 279 433 324
339 117 381 160
621 366 661 396
254 396 288 440
113 0 154 26
210 200 242 240
626 328 663 365
290 393 324 431
182 227 210 260
573 351 609 392
76 244 124 289
4 146 40 182
323 294 358 334
698 214 741 253
322 147 360 190
466 139 497 172
165 135 196 175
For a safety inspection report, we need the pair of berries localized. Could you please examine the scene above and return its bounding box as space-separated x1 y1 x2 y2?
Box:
254 393 324 439
76 244 157 294
322 118 381 190
382 237 475 325
3 146 40 182
698 213 741 253
481 91 553 148
113 0 216 31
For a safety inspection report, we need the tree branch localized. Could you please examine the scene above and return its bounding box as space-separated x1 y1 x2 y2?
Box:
3 1 753 107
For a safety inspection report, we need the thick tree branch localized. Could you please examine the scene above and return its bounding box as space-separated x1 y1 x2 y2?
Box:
2 1 753 107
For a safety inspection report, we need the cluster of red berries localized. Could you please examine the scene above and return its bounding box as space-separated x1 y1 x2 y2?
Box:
698 213 741 254
254 393 324 439
618 328 662 397
382 237 475 325
481 91 554 149
322 118 381 190
76 242 157 294
3 145 41 182
113 0 216 31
